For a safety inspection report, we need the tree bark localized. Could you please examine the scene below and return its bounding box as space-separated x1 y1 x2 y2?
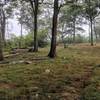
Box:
19 23 23 48
88 22 91 43
90 18 93 46
0 32 3 61
48 0 59 58
29 0 38 52
33 0 38 52
93 20 98 43
1 10 6 43
0 6 4 61
73 17 76 44
0 50 3 61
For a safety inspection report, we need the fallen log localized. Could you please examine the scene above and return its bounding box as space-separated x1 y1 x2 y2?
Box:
0 61 10 64
0 57 48 65
4 53 19 58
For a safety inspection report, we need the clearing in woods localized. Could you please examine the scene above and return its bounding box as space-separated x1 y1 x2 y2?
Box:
0 44 100 99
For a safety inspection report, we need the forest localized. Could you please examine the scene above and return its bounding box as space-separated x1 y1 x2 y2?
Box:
0 0 100 99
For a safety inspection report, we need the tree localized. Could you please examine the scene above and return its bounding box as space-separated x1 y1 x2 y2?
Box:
0 32 3 61
48 0 83 58
48 0 59 58
0 1 4 61
19 0 45 52
84 0 100 46
60 1 83 43
17 7 24 48
94 17 100 42
1 0 15 44
29 0 39 52
0 0 17 60
69 1 82 43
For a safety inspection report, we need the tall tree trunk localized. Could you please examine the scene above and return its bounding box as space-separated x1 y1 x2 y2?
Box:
33 0 38 52
29 0 38 52
0 10 3 59
48 0 59 58
0 49 3 61
61 23 66 48
19 23 23 48
88 22 91 43
0 32 3 61
73 18 76 44
90 18 93 46
2 10 6 43
93 20 98 43
0 6 4 61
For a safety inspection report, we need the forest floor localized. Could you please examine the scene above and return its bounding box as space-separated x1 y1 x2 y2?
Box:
0 44 100 100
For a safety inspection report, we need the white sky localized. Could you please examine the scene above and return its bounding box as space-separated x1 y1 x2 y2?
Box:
6 17 27 38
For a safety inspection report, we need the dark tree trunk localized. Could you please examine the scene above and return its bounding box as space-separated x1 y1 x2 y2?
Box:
62 35 66 48
73 18 76 44
0 6 4 61
33 0 38 52
93 20 98 43
0 33 3 61
61 23 66 48
48 0 59 58
90 18 93 46
19 24 23 48
2 10 6 43
29 0 38 52
88 22 91 43
0 49 3 61
1 10 6 47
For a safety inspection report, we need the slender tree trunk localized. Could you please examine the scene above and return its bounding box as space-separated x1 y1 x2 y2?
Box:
93 20 98 43
0 6 4 61
0 29 3 61
48 0 59 58
1 10 6 43
61 23 66 48
90 18 93 46
0 32 3 61
29 0 38 52
19 23 23 48
61 35 66 48
0 45 3 61
73 18 76 44
88 21 91 43
33 0 38 52
0 49 3 61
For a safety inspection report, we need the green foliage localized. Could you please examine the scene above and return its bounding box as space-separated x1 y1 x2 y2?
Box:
5 34 21 49
84 0 99 20
24 29 48 48
5 29 48 49
38 29 48 48
24 33 33 47
75 34 84 43
60 34 88 46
